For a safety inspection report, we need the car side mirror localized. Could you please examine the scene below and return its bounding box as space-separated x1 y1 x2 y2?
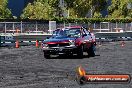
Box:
82 34 87 37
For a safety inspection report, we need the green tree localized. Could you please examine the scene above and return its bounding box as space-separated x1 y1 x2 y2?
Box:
92 0 107 18
49 0 64 17
93 12 102 18
21 0 55 19
108 0 132 18
64 0 107 18
0 0 12 19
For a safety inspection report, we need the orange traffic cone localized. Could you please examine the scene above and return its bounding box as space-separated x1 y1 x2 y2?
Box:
36 40 39 47
16 40 19 48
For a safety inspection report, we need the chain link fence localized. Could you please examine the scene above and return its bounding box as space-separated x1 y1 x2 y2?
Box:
0 22 49 34
0 21 132 34
61 22 132 32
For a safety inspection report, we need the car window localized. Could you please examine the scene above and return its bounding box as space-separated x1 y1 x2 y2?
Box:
55 28 81 37
66 28 81 37
53 29 61 35
83 28 91 35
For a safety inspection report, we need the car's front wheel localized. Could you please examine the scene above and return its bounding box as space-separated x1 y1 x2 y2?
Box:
43 52 51 59
77 45 83 58
87 44 95 57
44 54 50 59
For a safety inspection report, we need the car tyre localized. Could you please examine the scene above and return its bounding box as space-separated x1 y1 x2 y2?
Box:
87 44 95 57
44 53 50 59
77 45 83 58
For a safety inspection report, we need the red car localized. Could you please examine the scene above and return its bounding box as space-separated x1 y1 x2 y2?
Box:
42 26 96 59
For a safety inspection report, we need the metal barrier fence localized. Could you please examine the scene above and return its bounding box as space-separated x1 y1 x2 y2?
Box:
0 21 132 47
0 22 49 34
57 22 132 32
0 21 132 34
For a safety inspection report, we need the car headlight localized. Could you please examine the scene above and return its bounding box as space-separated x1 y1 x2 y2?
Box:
42 43 48 48
69 40 75 46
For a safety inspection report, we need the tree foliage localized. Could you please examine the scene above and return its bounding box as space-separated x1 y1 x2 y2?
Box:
0 0 12 19
21 0 132 19
52 17 132 23
21 0 55 20
21 0 108 19
49 0 65 17
64 0 107 18
108 0 132 18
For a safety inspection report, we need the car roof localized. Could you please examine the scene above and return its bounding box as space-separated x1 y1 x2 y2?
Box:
55 26 86 31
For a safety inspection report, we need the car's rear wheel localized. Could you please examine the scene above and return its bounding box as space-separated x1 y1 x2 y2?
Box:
87 44 95 57
77 45 83 58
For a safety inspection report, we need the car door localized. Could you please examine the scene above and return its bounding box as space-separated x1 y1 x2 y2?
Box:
83 28 92 49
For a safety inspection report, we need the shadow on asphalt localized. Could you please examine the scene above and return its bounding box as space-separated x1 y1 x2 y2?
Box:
46 55 85 59
45 54 100 59
95 55 100 56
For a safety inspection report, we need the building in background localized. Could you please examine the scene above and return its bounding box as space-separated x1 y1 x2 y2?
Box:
8 0 34 17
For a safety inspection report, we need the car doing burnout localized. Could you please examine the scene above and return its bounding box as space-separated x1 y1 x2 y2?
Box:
42 26 96 59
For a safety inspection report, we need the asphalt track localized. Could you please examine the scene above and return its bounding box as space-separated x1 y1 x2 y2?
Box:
0 41 132 88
